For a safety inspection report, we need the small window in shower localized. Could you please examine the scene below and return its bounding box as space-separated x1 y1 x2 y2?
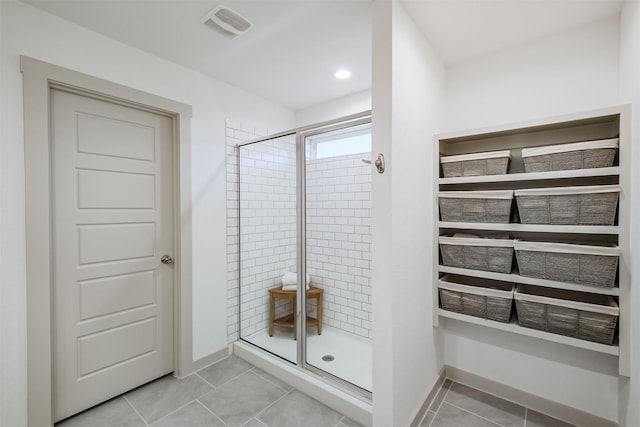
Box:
308 123 371 159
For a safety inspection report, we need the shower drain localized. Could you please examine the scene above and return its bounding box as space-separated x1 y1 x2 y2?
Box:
321 354 335 362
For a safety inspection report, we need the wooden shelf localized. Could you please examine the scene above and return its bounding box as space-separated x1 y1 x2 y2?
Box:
437 309 620 356
438 265 620 296
272 314 319 329
438 221 619 235
439 167 620 185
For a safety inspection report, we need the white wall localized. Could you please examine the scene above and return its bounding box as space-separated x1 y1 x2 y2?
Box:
442 16 622 422
445 16 620 131
371 2 394 424
295 89 372 128
389 3 446 425
0 1 295 425
372 2 446 425
619 2 640 425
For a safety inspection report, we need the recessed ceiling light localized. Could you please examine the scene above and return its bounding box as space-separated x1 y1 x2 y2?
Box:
335 69 351 79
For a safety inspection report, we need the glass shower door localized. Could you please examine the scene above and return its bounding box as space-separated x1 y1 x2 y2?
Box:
237 134 298 363
303 121 373 392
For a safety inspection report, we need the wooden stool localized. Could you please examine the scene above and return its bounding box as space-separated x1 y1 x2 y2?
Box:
268 286 323 339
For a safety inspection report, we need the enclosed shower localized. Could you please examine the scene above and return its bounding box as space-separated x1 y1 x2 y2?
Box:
227 112 372 394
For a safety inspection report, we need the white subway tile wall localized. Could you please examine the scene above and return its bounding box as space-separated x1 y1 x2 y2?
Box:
227 123 277 341
228 128 298 340
306 152 372 339
226 123 372 342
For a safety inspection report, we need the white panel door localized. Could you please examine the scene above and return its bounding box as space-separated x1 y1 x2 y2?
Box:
51 89 174 421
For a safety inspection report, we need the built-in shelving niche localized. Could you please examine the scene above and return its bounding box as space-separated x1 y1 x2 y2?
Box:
433 105 630 376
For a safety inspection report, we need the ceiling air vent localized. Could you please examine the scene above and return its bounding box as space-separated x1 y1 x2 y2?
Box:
202 5 253 38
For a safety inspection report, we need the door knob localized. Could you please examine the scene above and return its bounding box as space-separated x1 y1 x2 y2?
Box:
161 255 174 265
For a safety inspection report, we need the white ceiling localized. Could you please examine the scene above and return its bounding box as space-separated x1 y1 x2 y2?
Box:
22 0 624 111
22 0 373 111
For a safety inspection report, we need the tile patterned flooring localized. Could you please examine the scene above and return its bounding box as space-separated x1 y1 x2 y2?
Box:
419 380 575 427
56 354 575 427
55 355 362 427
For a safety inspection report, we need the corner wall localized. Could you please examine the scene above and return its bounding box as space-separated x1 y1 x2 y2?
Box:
372 1 446 425
442 16 622 422
0 1 295 425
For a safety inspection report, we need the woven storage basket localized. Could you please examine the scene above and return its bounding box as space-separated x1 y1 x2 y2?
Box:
514 285 618 345
514 185 620 225
439 274 514 322
439 190 513 223
522 138 618 173
514 241 619 287
439 236 514 273
441 150 511 177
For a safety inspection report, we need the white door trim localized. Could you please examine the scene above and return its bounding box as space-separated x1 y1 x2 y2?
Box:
21 56 194 427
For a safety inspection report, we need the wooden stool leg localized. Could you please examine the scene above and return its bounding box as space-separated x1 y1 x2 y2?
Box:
317 293 323 335
268 291 274 337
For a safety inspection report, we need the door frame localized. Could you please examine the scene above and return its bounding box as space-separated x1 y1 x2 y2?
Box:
21 56 194 427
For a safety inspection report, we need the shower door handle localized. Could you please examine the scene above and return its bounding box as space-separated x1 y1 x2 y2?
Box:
374 153 385 174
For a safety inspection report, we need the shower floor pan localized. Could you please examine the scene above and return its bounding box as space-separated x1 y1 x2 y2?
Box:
243 325 372 392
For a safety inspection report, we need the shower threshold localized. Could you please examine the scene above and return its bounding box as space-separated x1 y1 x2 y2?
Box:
234 338 372 427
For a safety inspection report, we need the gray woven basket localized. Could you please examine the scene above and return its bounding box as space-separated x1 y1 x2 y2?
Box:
440 150 510 178
439 275 514 322
523 149 616 173
514 241 619 287
442 157 509 177
522 139 618 173
515 185 620 225
515 285 618 345
439 190 513 223
439 236 514 273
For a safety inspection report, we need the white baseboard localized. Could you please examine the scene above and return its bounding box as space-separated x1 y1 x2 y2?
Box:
445 365 618 427
410 367 447 427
